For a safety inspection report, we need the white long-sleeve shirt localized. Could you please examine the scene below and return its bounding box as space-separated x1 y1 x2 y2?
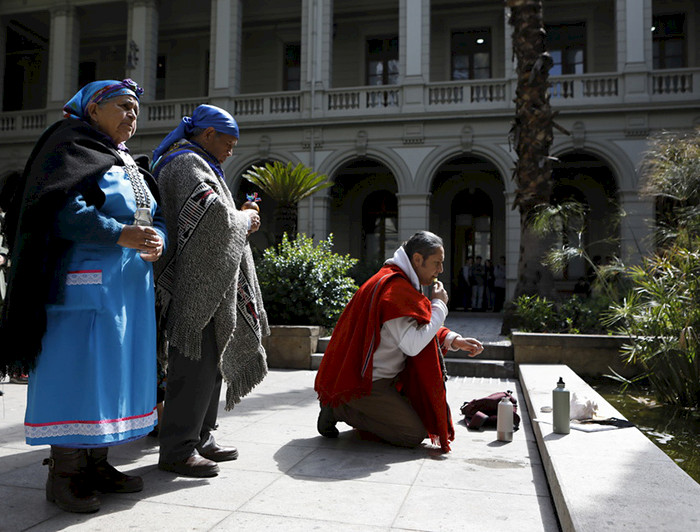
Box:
372 247 459 380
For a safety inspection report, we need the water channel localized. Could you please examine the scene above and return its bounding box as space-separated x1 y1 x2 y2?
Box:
587 378 700 484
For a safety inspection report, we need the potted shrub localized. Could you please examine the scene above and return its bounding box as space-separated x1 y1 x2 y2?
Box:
256 233 357 368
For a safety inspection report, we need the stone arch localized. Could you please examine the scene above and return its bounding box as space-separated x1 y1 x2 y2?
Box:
549 149 622 287
318 147 413 194
327 156 401 263
551 139 636 191
225 150 302 194
225 151 302 249
417 144 514 195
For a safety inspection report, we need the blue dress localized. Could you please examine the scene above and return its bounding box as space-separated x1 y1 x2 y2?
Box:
24 163 167 447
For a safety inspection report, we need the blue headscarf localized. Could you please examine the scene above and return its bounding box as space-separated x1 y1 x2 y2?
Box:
152 104 239 161
63 78 144 120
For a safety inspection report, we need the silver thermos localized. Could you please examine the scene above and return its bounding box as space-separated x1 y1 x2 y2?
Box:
496 396 514 442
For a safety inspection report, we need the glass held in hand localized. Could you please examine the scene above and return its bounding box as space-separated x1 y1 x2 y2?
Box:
133 207 153 227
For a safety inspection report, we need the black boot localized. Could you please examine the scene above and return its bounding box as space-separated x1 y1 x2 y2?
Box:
88 447 143 493
44 446 101 513
317 405 339 438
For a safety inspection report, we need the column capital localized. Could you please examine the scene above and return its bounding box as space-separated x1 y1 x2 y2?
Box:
49 4 77 18
126 0 159 7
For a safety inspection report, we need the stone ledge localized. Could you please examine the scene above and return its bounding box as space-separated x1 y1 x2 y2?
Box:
512 332 641 378
265 325 324 337
263 325 325 369
519 364 700 532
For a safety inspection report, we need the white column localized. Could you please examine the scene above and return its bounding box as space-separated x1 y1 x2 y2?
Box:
47 5 79 112
616 0 652 102
503 6 515 79
399 0 429 110
619 189 654 266
301 0 333 117
209 0 243 102
504 191 520 303
126 0 158 102
0 20 6 108
300 190 331 241
397 193 431 242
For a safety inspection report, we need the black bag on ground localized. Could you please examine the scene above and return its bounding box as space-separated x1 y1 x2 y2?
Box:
460 390 520 431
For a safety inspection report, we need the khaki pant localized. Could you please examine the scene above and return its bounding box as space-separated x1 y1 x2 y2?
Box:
333 378 427 447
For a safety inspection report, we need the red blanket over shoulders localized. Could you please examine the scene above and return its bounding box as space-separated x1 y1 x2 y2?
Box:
314 264 455 452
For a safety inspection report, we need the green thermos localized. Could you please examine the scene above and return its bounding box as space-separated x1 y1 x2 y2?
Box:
552 377 570 434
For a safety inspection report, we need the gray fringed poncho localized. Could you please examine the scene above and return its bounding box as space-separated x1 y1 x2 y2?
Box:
154 149 268 410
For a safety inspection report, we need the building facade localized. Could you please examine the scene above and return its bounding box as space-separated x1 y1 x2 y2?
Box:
1 0 699 304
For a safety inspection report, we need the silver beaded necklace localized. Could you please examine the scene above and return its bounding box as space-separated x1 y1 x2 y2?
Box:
118 151 153 226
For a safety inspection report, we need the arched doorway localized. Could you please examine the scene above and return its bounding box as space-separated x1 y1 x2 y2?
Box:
551 152 620 292
362 190 398 263
329 158 398 272
430 155 505 307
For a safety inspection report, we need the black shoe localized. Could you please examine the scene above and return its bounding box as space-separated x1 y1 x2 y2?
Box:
317 405 339 438
196 442 238 462
88 448 143 493
158 453 219 478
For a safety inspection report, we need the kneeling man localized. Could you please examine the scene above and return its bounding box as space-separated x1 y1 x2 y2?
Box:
314 231 483 451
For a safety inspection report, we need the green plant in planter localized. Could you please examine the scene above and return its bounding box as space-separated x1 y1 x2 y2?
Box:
512 295 556 332
512 293 613 334
603 130 700 407
256 233 358 329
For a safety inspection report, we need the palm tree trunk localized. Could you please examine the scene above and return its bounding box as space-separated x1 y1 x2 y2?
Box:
503 0 557 331
273 202 298 243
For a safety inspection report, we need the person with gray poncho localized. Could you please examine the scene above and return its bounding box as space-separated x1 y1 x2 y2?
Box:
151 105 268 478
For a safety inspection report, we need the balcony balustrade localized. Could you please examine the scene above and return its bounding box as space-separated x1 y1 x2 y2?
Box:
1 70 697 141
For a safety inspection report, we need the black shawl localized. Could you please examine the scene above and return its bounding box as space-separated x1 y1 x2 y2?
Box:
0 119 158 377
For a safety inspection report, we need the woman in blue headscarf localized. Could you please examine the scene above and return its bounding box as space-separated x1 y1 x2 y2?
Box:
0 79 167 513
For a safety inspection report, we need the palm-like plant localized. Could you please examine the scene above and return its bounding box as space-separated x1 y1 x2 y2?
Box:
502 0 558 332
604 130 700 407
243 161 332 242
506 1 558 291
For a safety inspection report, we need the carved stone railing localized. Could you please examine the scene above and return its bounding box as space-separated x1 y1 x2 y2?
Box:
2 69 699 140
549 74 620 100
327 86 400 113
145 98 208 123
428 79 508 107
651 69 694 95
0 110 47 135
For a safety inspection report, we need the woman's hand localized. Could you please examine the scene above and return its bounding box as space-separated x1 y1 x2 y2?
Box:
452 336 484 357
117 225 164 262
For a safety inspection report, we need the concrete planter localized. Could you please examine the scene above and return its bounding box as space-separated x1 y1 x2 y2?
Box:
263 325 325 369
511 331 642 378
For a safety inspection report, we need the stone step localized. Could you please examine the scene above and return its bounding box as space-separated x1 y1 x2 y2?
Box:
445 358 516 379
311 353 515 379
318 336 331 353
451 341 513 361
317 338 513 360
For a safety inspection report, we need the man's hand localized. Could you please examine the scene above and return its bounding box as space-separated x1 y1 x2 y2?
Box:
431 280 448 304
117 225 164 262
452 336 484 357
246 209 261 234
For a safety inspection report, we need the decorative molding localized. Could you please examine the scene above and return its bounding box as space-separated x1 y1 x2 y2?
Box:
302 128 323 150
572 121 585 149
355 130 368 156
402 123 424 145
258 135 271 158
625 113 649 138
460 125 474 152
